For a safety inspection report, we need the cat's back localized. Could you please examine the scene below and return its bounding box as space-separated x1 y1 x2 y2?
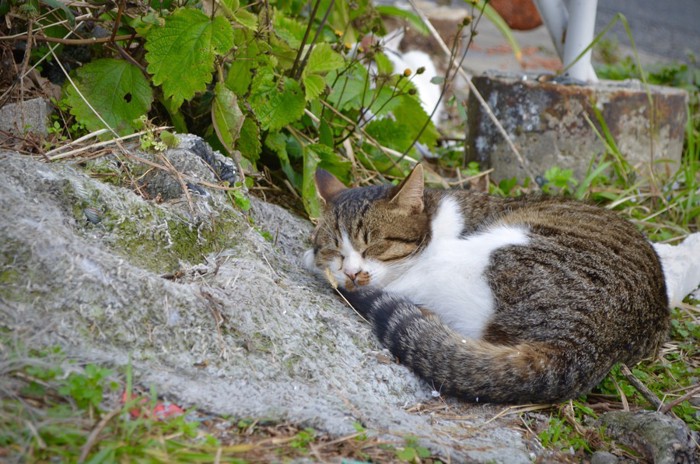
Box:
475 195 668 368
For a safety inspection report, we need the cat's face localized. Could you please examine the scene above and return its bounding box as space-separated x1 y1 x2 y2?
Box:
304 167 428 290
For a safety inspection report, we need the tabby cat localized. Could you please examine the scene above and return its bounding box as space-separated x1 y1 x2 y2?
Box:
303 165 669 404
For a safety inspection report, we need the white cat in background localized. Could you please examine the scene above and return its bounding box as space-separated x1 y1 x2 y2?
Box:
380 29 444 125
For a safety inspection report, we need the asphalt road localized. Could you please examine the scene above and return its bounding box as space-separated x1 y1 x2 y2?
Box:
596 0 700 63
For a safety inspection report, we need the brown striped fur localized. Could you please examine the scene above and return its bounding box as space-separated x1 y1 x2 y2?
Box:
309 165 669 403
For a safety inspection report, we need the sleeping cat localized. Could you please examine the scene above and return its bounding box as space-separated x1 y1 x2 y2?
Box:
303 165 669 404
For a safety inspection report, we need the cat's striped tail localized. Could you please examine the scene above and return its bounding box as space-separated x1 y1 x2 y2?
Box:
339 287 602 404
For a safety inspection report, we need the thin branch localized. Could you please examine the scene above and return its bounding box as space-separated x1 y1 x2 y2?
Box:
620 364 663 410
297 0 335 79
78 407 122 463
290 0 323 79
110 0 127 42
1 33 136 45
406 0 538 186
659 383 700 414
19 19 34 126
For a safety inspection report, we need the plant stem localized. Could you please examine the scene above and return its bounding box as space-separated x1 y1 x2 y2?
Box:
290 0 323 79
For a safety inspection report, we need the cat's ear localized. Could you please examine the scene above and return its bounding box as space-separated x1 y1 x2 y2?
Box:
390 164 424 213
315 169 347 204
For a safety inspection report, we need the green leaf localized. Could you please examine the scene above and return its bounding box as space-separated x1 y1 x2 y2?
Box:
303 43 344 76
226 31 266 95
300 43 344 101
160 130 179 148
311 143 351 183
364 118 412 152
219 0 257 30
63 58 153 136
265 132 300 187
40 0 75 26
233 8 258 30
212 82 245 154
374 52 394 75
249 69 305 131
237 118 261 163
374 5 428 35
326 63 370 111
303 145 321 218
302 74 325 102
273 14 307 48
319 119 334 147
394 95 439 148
145 8 234 108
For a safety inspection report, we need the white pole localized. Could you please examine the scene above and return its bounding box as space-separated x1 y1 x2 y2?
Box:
533 0 568 61
533 0 599 83
563 0 598 82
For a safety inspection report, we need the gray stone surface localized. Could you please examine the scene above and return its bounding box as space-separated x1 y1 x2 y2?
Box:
591 450 619 464
0 146 537 463
3 140 696 462
0 97 51 136
466 72 688 182
598 410 699 464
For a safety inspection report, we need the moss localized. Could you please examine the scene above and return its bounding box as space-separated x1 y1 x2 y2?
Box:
0 268 20 286
101 201 246 274
0 244 43 303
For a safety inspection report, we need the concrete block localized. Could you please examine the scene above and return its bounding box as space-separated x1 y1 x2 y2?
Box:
0 97 52 136
466 72 688 183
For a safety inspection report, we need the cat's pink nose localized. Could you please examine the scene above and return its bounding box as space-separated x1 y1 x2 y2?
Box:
344 271 358 281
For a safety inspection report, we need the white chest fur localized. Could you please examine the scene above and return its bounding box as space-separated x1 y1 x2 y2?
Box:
385 197 530 339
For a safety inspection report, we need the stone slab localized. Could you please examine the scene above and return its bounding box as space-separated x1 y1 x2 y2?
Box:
0 97 52 136
466 72 688 182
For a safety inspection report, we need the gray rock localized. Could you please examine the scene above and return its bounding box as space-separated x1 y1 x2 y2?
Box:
0 97 51 135
0 147 536 463
138 134 240 200
598 410 699 464
466 72 688 183
591 450 619 464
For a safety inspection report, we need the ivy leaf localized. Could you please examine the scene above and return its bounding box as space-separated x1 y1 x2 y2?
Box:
145 8 234 108
63 58 153 135
249 68 305 131
212 82 245 154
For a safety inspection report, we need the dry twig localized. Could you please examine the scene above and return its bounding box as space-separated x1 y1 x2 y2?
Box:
659 383 700 414
620 364 663 410
406 0 539 186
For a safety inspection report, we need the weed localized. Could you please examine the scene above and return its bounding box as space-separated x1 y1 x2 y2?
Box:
58 364 119 413
289 427 316 453
394 436 432 462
